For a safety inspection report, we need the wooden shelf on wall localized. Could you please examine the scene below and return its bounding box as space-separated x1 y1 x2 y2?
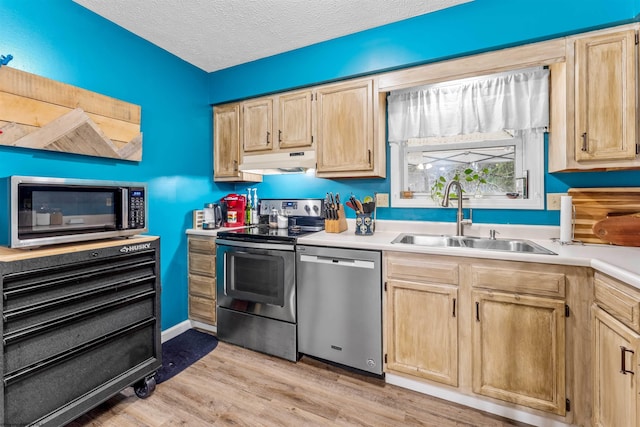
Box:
0 66 142 161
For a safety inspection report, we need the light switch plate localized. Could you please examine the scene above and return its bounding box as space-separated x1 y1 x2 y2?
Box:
547 193 567 210
376 193 390 207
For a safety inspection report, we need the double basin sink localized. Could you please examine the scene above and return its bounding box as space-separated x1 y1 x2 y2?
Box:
391 233 557 255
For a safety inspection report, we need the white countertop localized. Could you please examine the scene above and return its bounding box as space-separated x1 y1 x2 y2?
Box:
187 220 640 290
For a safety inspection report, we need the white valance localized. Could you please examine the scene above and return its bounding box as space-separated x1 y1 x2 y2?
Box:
387 67 550 143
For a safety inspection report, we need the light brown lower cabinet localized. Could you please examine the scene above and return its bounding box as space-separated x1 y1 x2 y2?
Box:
386 280 458 386
384 252 592 425
472 291 566 415
592 306 639 427
187 236 217 325
592 272 640 427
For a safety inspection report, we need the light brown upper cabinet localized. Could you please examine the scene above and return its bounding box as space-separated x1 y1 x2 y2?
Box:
242 89 314 154
316 78 386 178
242 97 273 153
213 103 262 182
278 89 314 149
549 27 639 171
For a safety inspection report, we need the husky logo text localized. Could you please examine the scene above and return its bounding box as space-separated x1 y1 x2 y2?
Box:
120 243 152 253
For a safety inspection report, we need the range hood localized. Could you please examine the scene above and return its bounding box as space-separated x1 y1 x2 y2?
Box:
238 150 316 175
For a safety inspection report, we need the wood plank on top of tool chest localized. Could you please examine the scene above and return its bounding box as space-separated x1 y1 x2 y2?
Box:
568 187 640 244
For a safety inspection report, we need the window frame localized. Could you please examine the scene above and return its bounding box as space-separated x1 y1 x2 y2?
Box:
390 130 545 210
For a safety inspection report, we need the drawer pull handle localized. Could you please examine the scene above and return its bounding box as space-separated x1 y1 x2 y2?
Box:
475 301 480 322
581 132 588 152
452 298 456 318
621 346 635 375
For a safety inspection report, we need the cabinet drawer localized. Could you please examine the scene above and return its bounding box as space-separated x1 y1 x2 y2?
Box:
385 252 458 285
188 237 216 254
470 264 566 298
189 252 216 277
594 272 640 332
189 295 216 324
189 274 215 299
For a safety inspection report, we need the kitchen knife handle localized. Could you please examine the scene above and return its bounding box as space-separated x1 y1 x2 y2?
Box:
581 132 588 152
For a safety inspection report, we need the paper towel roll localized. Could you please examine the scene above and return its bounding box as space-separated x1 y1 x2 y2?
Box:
560 196 573 243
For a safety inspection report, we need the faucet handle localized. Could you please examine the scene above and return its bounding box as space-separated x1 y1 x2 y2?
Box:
461 208 473 225
489 229 500 239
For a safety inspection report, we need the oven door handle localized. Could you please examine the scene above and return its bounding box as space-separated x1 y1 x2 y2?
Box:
216 238 295 251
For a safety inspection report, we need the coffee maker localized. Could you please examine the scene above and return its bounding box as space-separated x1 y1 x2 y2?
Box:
220 194 246 227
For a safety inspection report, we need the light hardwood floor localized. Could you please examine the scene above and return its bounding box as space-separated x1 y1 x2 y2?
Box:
69 340 530 426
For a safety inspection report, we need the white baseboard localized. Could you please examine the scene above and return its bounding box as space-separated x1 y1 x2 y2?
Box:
160 320 192 343
385 374 572 427
160 320 217 343
189 320 217 334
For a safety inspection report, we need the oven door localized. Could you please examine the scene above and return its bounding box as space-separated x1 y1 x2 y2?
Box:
216 239 296 323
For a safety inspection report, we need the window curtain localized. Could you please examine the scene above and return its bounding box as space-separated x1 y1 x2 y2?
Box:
387 67 550 143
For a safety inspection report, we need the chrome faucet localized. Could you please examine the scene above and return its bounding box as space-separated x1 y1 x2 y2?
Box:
441 180 473 236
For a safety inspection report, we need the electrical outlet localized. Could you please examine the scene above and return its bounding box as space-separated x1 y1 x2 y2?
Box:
376 193 390 207
546 193 567 210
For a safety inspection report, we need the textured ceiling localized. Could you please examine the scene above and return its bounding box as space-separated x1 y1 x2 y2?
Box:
73 0 470 73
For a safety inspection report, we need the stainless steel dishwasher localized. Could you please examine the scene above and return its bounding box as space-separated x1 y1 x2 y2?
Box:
296 245 382 375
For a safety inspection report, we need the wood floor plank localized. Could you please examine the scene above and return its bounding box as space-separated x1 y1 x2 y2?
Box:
69 340 530 427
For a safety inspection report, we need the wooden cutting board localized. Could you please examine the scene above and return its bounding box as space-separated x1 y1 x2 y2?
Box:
592 213 640 246
568 187 640 244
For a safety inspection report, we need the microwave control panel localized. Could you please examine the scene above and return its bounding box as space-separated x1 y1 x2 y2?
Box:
128 188 146 229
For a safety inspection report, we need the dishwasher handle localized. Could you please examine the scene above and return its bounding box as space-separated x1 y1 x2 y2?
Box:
299 254 375 269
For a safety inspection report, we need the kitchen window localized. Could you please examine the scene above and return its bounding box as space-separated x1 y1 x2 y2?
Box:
388 67 548 210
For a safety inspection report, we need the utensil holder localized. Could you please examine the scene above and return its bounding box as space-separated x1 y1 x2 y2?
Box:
355 212 375 235
325 205 348 233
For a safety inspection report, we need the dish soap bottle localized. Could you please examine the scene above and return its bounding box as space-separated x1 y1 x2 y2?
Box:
251 188 259 225
245 189 252 225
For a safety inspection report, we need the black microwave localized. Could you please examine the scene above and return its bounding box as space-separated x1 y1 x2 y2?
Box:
1 176 148 249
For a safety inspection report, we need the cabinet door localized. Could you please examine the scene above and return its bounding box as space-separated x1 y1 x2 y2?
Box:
593 305 640 427
213 104 242 180
316 79 374 174
386 280 458 386
243 98 273 152
472 291 566 415
575 29 637 162
278 90 313 149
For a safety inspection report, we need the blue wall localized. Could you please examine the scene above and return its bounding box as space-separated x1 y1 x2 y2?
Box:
1 0 235 330
209 0 640 226
3 0 640 331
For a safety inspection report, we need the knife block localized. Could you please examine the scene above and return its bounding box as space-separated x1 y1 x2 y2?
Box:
325 205 347 233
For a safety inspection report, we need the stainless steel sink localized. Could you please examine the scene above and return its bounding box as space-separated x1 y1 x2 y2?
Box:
391 233 556 255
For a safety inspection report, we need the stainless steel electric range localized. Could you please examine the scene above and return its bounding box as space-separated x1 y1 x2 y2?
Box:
215 198 324 361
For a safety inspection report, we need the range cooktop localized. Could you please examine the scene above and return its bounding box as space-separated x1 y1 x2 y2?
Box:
216 224 319 243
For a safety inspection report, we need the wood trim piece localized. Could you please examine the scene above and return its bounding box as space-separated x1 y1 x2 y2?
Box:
470 264 566 298
0 235 158 262
385 252 459 285
594 272 640 332
378 38 566 92
0 66 142 161
0 66 140 123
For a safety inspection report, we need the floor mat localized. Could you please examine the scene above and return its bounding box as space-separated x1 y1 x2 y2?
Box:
156 329 218 384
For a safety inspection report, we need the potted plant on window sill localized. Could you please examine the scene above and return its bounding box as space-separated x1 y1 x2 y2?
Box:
430 167 489 205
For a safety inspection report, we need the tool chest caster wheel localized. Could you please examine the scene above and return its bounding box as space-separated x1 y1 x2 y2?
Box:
134 375 157 399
